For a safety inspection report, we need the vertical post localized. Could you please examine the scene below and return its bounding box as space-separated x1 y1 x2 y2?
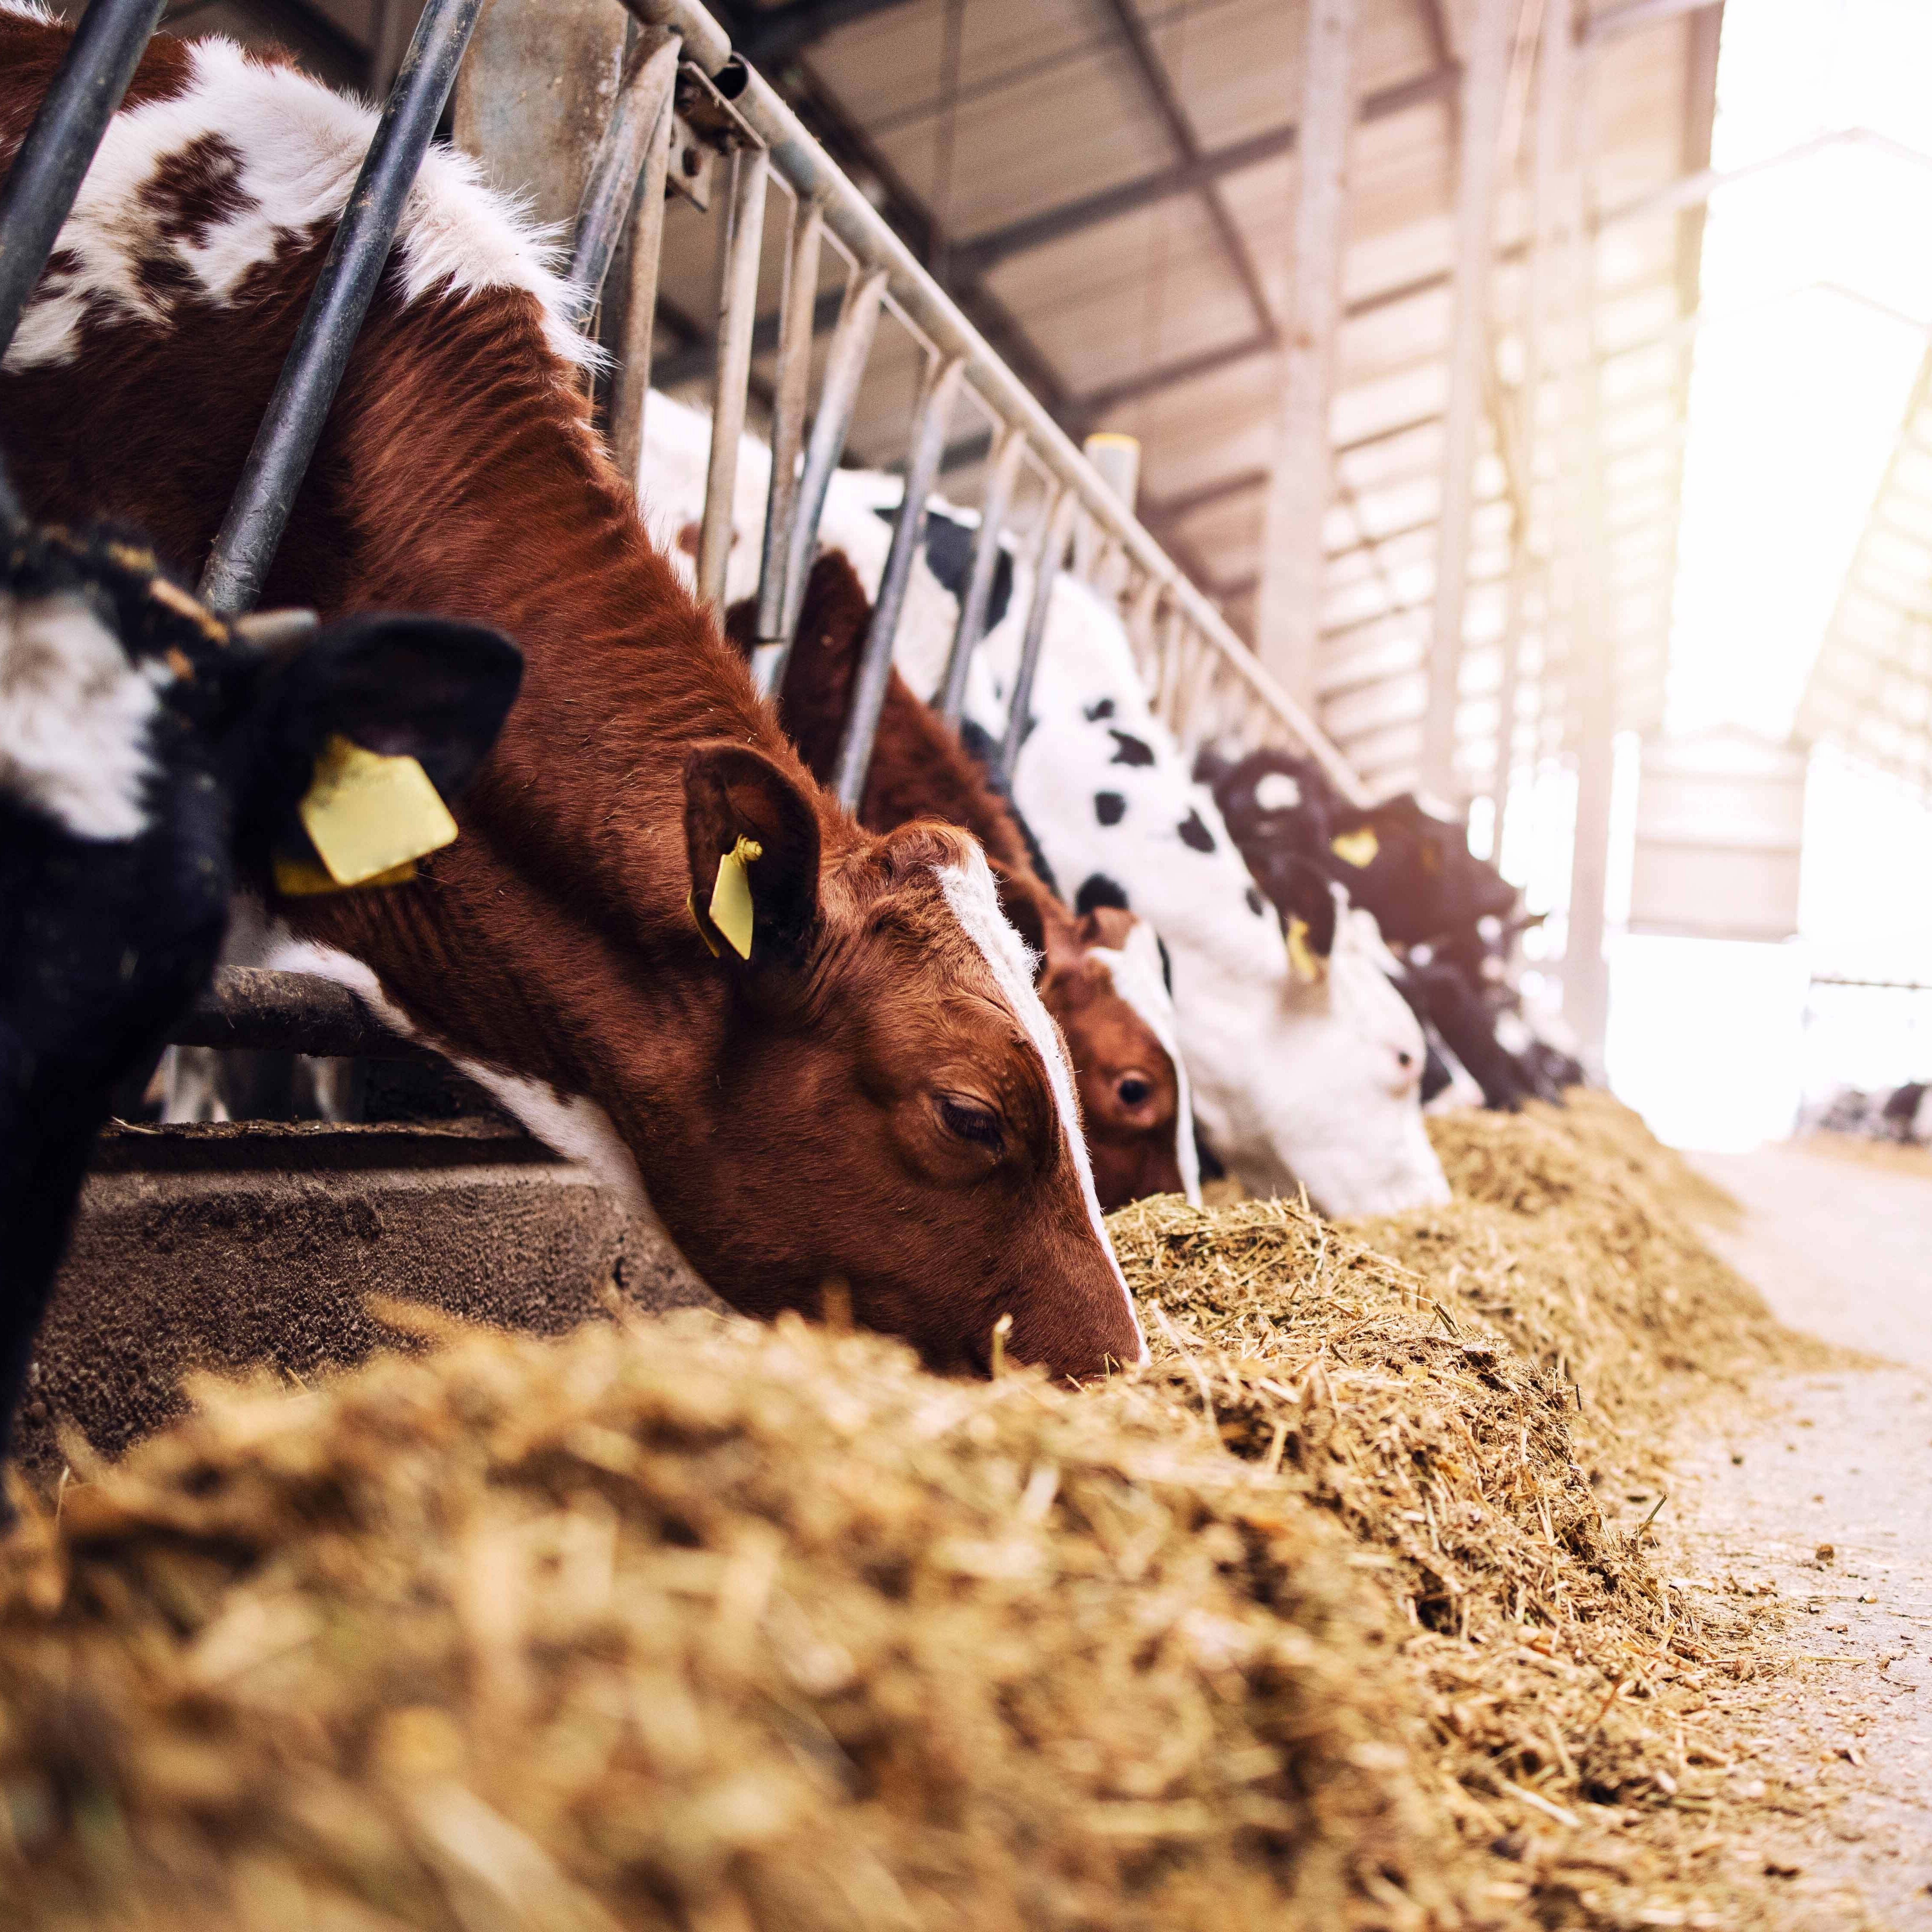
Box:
1487 0 1568 849
780 264 888 638
994 487 1081 785
0 0 167 362
200 0 486 614
1420 0 1516 800
937 423 1026 732
1255 0 1357 705
1562 18 1614 1065
696 150 769 612
605 30 678 488
831 354 966 807
452 0 626 233
752 195 826 684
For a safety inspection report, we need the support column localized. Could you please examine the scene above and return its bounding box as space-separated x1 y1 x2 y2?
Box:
1255 0 1358 705
451 0 627 232
1487 0 1571 851
1420 0 1516 801
1561 9 1614 1063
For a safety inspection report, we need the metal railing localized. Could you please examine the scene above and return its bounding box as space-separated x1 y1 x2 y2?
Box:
0 0 1367 1097
609 0 1366 806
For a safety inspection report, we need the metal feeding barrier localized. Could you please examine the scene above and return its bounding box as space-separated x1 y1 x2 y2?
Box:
0 0 1364 1069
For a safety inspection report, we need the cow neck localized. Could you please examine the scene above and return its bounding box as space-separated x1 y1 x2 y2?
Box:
267 292 859 1126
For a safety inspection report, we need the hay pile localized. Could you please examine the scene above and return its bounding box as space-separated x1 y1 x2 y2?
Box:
0 1313 1496 1931
0 1097 1815 1929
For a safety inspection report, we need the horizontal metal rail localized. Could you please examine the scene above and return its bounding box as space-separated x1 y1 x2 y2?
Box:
175 969 433 1060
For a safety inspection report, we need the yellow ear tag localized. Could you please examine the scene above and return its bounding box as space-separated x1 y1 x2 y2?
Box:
1286 915 1326 984
1330 827 1379 869
708 834 764 961
298 733 459 888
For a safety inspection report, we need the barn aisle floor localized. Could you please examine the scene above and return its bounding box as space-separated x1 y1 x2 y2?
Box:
1657 1145 1932 1927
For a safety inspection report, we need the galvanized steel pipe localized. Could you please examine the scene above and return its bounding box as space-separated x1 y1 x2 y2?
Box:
831 353 966 808
937 423 1026 734
753 194 826 678
0 0 166 369
200 0 484 614
995 487 1080 786
566 30 681 328
697 150 769 611
778 263 886 644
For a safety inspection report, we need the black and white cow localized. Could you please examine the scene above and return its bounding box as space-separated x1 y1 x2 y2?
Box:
0 520 520 1482
1203 745 1583 1110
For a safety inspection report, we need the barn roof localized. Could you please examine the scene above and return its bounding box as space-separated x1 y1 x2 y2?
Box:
154 0 1722 804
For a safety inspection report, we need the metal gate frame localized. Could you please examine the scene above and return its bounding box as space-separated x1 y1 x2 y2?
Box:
0 0 1367 1063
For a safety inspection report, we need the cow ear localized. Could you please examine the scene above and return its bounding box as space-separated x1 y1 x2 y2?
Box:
1075 903 1136 952
245 612 523 800
1272 856 1339 960
987 859 1048 974
683 741 822 967
234 612 522 877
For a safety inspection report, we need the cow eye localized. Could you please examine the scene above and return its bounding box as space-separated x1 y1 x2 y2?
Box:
1117 1074 1153 1109
938 1095 1004 1151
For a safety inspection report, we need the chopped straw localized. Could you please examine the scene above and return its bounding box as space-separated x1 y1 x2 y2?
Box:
0 1096 1835 1929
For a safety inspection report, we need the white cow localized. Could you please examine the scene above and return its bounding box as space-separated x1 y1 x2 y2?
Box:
960 574 1448 1217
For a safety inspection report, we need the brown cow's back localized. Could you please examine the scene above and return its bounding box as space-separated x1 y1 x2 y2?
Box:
0 17 1145 1380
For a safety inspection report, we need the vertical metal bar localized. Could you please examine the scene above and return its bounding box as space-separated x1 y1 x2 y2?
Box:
831 355 966 805
1255 0 1357 705
752 194 826 682
937 422 1026 732
567 29 681 329
608 28 678 489
1154 601 1187 725
0 0 166 363
1418 0 1514 799
697 148 769 611
994 486 1080 786
780 263 887 637
199 0 485 614
1126 570 1164 687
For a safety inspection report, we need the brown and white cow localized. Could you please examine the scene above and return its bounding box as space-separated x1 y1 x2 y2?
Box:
733 550 1195 1211
0 14 1146 1380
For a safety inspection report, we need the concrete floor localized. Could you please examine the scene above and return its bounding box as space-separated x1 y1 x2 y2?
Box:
1662 1146 1932 1928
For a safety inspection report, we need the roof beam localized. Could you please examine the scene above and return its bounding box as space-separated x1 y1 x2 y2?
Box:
947 63 1458 280
1091 0 1277 342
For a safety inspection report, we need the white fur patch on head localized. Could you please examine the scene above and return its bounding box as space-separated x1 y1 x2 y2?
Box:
1252 771 1301 812
937 847 1147 1365
6 35 590 374
1088 920 1201 1208
0 590 159 840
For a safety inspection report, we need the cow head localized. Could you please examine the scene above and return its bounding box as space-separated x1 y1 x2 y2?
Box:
1 527 521 1104
1041 903 1192 1208
667 743 1146 1381
0 522 521 1471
